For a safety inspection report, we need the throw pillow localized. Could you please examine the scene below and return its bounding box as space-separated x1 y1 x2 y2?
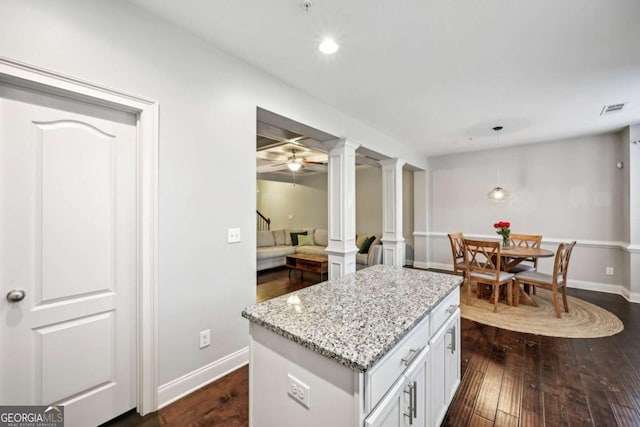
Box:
356 234 367 249
297 235 314 246
290 231 308 246
359 235 376 254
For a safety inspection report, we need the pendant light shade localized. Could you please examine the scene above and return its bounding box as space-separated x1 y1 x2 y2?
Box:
487 186 509 201
488 126 509 202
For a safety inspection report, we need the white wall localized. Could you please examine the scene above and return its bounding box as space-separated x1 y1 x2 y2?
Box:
355 167 383 234
428 132 627 292
0 0 428 403
257 175 328 230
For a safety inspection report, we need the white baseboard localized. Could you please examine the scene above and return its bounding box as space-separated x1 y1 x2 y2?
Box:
428 262 453 271
620 287 640 303
413 261 430 270
567 279 623 295
157 347 249 409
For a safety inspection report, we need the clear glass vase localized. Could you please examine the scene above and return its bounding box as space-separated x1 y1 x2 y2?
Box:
502 236 510 249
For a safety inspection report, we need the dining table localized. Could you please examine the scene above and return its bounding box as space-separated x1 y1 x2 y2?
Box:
500 246 554 306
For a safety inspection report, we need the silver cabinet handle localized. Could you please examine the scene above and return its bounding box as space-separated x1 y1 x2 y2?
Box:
403 382 415 425
446 304 459 314
412 380 417 418
446 327 456 354
6 289 26 303
401 346 423 367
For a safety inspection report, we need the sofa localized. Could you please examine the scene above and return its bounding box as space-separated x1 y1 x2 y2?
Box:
257 227 382 272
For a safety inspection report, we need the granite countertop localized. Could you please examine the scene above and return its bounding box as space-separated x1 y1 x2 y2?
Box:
242 265 462 372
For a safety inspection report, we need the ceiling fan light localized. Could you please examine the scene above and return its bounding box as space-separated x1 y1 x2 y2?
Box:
488 186 509 202
287 159 302 172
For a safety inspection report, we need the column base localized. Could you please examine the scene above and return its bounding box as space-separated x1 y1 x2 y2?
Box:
380 238 406 267
326 246 359 280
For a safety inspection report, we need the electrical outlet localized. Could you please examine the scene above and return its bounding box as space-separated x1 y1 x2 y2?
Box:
287 374 310 408
606 267 614 276
227 228 241 243
200 329 211 349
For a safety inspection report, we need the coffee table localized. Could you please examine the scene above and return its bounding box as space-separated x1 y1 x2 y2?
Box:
286 253 328 281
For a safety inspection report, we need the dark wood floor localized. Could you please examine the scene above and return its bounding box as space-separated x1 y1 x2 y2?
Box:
106 269 640 427
256 266 321 303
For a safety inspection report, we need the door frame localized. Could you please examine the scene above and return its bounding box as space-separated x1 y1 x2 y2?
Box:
0 56 159 415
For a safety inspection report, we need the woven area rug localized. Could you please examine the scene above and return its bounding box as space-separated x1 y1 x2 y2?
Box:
460 286 623 338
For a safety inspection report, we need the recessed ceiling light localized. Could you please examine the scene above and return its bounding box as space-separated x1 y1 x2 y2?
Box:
319 38 339 54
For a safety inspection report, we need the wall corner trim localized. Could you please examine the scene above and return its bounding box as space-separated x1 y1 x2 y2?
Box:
158 347 249 409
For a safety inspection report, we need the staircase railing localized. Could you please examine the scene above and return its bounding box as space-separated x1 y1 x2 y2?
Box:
257 210 271 231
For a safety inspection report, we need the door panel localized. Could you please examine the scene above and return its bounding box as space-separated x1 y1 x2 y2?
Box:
37 312 114 403
0 84 137 426
38 121 115 301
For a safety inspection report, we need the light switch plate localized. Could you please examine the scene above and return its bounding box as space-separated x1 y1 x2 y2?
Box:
227 228 241 243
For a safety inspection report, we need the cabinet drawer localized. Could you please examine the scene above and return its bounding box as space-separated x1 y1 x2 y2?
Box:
430 287 460 337
365 314 430 413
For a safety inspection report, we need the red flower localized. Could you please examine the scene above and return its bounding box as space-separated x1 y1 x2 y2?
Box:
494 221 510 228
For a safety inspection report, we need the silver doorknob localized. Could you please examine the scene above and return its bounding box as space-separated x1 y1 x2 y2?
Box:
6 289 26 303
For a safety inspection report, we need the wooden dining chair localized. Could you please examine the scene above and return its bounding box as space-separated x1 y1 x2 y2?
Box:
508 234 543 273
513 241 577 318
447 232 467 276
463 239 514 312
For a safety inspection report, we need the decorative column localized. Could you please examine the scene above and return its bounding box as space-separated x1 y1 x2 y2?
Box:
379 158 406 266
326 139 360 279
624 125 640 302
413 171 429 269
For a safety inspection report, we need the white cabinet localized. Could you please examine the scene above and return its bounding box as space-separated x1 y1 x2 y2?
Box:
364 379 404 427
444 314 461 406
430 307 461 427
403 346 429 426
365 347 430 427
247 287 460 427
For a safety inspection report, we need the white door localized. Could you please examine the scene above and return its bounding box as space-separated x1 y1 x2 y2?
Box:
0 83 137 426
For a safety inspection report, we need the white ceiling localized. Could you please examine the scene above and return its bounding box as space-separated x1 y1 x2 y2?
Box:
129 0 640 156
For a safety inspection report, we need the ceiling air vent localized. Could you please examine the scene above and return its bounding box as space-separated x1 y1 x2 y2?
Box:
600 102 626 115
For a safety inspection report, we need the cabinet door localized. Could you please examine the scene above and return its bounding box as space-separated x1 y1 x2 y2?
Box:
403 347 429 427
429 324 447 427
365 378 405 427
444 314 461 406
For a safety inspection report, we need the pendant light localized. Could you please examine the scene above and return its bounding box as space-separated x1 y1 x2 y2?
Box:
487 126 509 202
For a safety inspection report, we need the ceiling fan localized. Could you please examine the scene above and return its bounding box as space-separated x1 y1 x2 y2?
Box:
286 149 326 172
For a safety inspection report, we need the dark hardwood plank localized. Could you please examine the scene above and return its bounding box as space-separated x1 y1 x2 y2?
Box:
256 266 319 303
474 359 504 421
610 402 640 427
443 368 484 427
493 410 518 427
496 373 522 418
469 414 494 427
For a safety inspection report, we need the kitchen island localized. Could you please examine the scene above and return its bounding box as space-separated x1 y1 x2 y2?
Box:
242 265 462 427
